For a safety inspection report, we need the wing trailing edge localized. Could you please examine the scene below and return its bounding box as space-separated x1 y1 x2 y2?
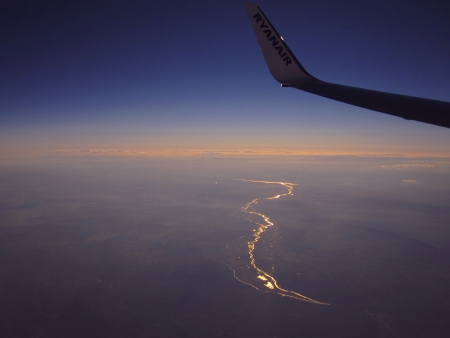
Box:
244 2 450 129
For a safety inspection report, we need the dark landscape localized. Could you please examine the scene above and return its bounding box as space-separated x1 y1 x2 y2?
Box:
1 156 449 337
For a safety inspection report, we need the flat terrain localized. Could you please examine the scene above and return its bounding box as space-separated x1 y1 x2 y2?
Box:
1 156 449 337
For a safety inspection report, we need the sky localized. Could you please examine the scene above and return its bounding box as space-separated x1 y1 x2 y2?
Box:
1 0 450 157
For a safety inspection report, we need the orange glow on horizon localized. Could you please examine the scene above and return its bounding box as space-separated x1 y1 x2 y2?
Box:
2 147 450 161
52 148 450 158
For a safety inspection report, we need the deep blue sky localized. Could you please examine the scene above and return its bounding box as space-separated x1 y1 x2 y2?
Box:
1 0 450 154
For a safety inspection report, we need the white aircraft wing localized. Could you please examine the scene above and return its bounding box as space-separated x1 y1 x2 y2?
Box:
244 2 450 129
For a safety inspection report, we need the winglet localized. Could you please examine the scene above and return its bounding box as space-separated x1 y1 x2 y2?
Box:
244 2 315 86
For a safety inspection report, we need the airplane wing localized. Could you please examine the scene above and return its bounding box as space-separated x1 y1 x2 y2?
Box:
244 2 450 129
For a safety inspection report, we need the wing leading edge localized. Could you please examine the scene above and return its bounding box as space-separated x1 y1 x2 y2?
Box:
244 2 450 129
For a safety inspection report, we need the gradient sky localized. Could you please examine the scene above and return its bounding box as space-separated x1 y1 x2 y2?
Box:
1 0 450 156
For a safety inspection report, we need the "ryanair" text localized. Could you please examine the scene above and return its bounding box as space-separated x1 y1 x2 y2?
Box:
253 13 292 67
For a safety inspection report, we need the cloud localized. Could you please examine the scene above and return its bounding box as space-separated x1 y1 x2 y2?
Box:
381 161 450 169
45 149 450 159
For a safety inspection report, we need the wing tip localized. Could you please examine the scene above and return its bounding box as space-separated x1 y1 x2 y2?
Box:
244 3 316 86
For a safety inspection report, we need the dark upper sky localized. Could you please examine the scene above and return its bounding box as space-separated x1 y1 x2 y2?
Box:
1 0 450 154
